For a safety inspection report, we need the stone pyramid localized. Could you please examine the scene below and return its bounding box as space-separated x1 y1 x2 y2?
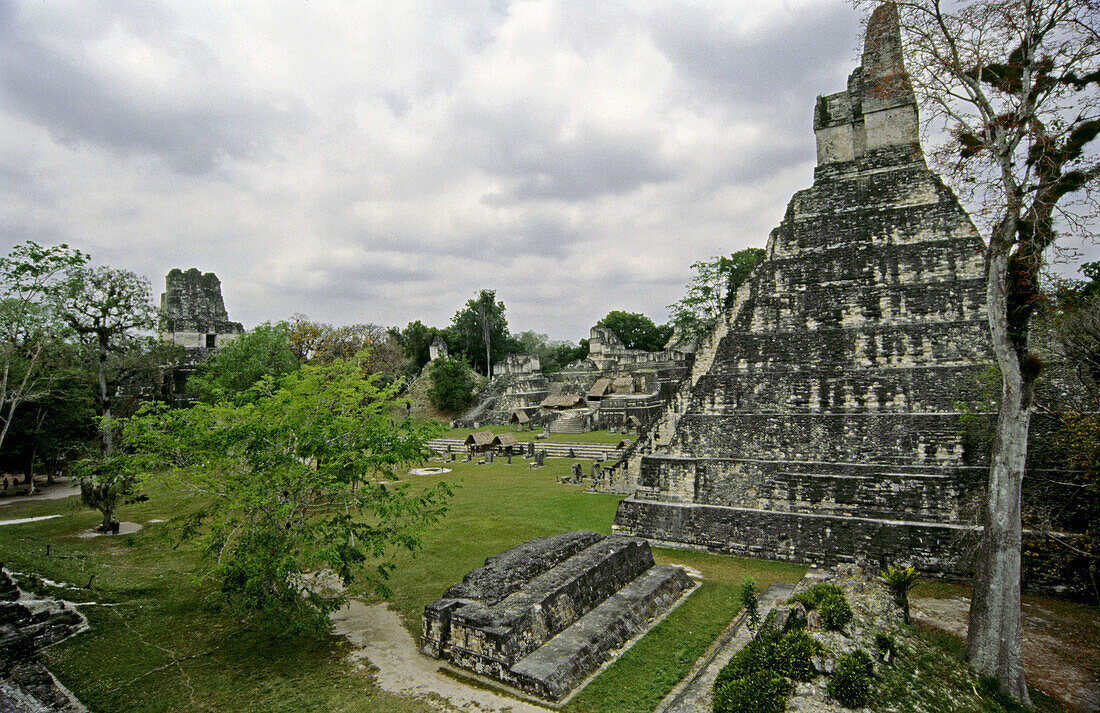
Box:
607 3 993 577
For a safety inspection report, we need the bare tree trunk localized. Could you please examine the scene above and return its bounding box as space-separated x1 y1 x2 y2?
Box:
966 235 1032 706
97 334 112 456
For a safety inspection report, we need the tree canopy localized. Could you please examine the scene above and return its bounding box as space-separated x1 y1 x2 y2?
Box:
122 353 451 632
188 322 300 405
667 249 764 345
596 311 672 352
450 289 510 377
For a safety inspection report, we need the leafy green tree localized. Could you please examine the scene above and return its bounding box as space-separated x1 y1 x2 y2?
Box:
55 265 157 454
427 357 478 413
596 311 672 352
188 322 299 405
450 290 510 376
0 241 89 454
122 352 451 632
667 249 764 345
286 317 404 383
398 320 443 373
0 339 96 481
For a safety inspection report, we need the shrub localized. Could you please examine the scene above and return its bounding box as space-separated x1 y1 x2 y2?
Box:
713 627 820 711
828 649 873 708
427 357 477 412
740 577 760 632
713 670 792 713
819 596 853 630
774 629 822 682
790 582 852 631
874 632 897 658
880 565 920 623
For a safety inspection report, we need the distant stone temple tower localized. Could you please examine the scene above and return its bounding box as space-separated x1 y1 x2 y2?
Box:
429 335 449 361
160 268 244 349
608 4 993 577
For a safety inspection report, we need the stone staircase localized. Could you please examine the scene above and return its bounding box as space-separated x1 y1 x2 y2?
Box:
600 282 750 493
548 409 590 434
421 532 693 701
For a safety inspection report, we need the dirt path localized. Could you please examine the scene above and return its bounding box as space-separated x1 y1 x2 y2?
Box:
331 600 554 713
912 596 1100 713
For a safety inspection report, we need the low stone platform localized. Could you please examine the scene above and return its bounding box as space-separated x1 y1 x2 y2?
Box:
421 531 693 701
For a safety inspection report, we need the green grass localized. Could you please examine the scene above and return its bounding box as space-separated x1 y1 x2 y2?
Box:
873 623 1069 713
0 462 805 713
442 426 632 445
0 486 434 713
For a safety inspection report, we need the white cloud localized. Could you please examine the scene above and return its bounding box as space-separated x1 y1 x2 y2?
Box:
0 0 896 342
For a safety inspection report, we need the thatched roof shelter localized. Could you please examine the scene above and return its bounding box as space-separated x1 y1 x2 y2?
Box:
540 394 587 410
509 409 530 425
464 431 495 452
492 433 521 453
588 378 611 399
624 415 643 431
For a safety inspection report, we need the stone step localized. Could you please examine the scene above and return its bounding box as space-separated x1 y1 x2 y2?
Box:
508 564 694 700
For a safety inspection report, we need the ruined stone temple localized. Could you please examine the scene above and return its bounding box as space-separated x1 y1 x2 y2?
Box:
159 268 244 350
607 4 994 578
421 532 692 700
453 325 691 433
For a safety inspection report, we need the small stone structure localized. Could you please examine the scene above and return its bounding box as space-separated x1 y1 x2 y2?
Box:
429 335 449 361
159 268 244 350
493 353 541 376
421 532 693 700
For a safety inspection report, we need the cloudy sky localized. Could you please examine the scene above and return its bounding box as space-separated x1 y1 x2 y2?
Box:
2 1 1089 343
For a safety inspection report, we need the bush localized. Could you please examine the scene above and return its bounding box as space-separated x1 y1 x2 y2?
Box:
790 582 852 631
713 670 792 713
880 565 920 623
874 632 897 658
713 628 821 711
828 649 873 708
427 357 477 412
774 629 821 681
819 596 853 630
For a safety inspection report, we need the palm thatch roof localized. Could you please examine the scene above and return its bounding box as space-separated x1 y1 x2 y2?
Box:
464 431 495 450
492 433 521 450
509 410 531 424
588 378 612 398
540 394 587 410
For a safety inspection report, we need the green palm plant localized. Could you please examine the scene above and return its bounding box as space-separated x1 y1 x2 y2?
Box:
880 565 920 624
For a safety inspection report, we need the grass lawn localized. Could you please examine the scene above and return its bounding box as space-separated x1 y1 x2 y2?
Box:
0 459 804 713
441 426 632 445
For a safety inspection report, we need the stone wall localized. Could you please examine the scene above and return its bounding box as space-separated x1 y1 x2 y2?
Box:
159 268 244 348
421 532 693 700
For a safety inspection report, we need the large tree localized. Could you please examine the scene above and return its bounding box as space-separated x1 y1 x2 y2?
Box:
122 353 451 631
0 241 88 454
450 290 509 377
864 0 1099 702
55 265 158 454
667 248 765 345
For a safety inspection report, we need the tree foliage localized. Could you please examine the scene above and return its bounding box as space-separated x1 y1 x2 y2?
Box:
288 317 404 383
397 320 444 374
55 264 157 454
596 311 672 352
188 322 299 405
667 248 764 345
123 353 451 632
450 290 510 376
427 357 478 413
0 241 89 455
